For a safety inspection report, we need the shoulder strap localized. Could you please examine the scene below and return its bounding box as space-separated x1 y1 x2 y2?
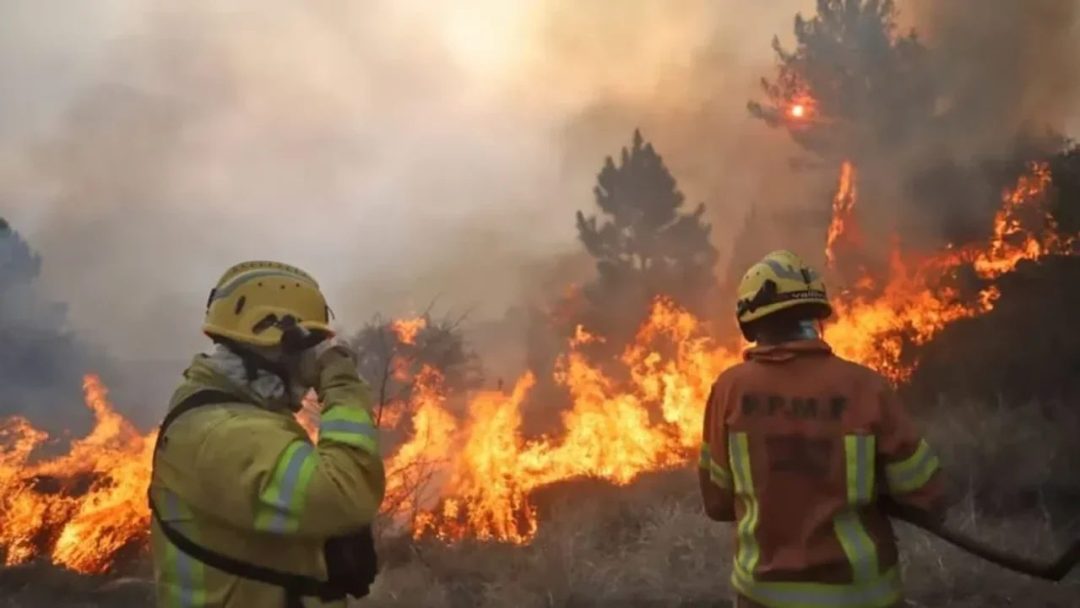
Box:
150 506 337 598
149 389 344 601
153 390 237 456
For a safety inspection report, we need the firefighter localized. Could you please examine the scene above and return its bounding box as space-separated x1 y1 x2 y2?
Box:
150 261 385 607
699 250 945 608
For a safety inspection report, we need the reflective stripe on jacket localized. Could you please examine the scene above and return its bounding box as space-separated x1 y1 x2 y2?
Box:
699 339 944 608
151 355 385 607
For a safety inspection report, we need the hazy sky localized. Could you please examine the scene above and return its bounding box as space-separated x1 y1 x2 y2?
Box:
0 0 1077 374
0 1 820 366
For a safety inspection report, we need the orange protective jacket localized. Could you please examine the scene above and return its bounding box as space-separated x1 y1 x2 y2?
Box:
699 339 944 608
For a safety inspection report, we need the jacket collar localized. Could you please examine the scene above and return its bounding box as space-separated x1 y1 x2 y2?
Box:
744 339 833 363
179 354 285 411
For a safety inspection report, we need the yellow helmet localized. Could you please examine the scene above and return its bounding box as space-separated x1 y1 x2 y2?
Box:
203 261 334 348
736 250 832 329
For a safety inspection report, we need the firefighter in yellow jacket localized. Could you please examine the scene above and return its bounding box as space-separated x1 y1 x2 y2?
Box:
150 261 385 607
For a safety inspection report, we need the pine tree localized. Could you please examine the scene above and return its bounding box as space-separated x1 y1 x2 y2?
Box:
574 130 718 344
747 0 933 160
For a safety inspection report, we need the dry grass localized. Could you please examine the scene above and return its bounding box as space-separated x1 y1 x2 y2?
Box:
360 479 1078 607
362 472 734 608
360 400 1079 607
3 400 1076 607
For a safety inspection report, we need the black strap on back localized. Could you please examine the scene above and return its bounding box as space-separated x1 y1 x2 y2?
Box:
154 390 236 450
149 390 345 603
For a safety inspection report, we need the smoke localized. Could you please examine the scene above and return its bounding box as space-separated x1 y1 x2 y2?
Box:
0 223 93 426
0 0 819 417
1 1 1077 419
910 0 1080 153
719 0 1080 291
898 0 1080 244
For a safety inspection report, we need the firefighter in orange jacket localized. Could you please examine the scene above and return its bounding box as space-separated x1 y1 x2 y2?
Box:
699 250 946 608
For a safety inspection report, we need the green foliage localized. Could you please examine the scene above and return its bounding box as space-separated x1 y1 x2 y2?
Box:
574 130 718 344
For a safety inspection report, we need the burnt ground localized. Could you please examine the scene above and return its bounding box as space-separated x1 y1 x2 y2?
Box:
0 562 151 607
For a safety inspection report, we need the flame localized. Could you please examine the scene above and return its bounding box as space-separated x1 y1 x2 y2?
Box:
788 104 806 119
0 376 155 574
414 373 540 543
0 163 1073 568
824 244 991 382
395 161 1071 541
390 317 428 345
824 162 1064 382
967 162 1074 278
826 160 859 269
382 367 458 527
396 298 740 543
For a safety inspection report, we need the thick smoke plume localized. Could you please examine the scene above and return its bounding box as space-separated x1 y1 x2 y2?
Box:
0 1 812 419
0 222 93 427
900 0 1080 245
0 1 1077 421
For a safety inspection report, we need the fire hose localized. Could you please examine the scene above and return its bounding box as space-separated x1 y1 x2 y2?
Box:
882 499 1080 581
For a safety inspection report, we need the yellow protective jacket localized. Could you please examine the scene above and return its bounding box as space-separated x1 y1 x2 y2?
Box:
150 354 385 607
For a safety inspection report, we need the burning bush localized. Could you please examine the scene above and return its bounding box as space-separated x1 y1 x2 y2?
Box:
1 150 1077 574
0 376 153 575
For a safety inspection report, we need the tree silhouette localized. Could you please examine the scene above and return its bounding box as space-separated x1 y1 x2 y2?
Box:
748 0 934 161
0 219 88 416
574 130 718 345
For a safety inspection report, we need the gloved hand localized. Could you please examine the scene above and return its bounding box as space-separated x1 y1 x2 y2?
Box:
295 336 373 417
324 526 378 598
297 338 358 390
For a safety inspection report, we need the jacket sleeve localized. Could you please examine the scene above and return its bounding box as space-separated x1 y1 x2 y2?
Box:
190 354 386 539
875 384 946 517
699 380 736 522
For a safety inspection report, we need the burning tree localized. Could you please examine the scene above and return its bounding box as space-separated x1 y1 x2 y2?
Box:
744 0 1080 336
351 311 483 428
351 312 484 531
1 155 1077 566
743 1 943 282
747 0 934 160
908 148 1080 403
574 130 718 348
745 0 1074 246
